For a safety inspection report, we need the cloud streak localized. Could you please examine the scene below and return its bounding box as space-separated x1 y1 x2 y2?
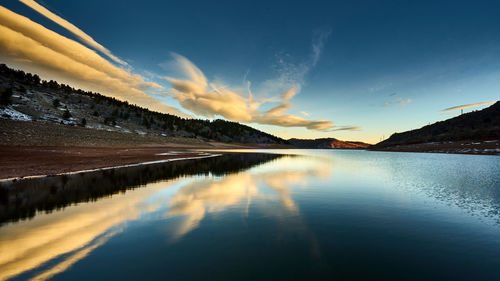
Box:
383 99 412 107
329 126 361 131
0 6 188 117
441 100 497 112
18 0 127 65
165 54 335 130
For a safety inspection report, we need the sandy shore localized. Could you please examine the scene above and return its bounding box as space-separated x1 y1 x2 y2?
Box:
0 145 224 180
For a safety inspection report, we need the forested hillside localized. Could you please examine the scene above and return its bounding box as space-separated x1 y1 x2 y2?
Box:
372 101 500 148
0 64 287 144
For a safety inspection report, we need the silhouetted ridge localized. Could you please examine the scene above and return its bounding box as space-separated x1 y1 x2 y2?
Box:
372 101 500 148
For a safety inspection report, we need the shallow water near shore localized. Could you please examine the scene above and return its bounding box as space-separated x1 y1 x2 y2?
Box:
1 150 499 281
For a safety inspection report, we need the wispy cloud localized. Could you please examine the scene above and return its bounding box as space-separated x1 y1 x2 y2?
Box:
397 99 412 105
441 100 497 112
164 54 335 130
311 29 331 67
329 126 361 131
260 29 331 96
18 0 127 65
0 6 188 117
383 99 412 107
300 111 310 117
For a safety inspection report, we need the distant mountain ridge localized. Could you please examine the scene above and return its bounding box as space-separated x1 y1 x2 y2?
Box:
372 101 500 149
288 138 370 149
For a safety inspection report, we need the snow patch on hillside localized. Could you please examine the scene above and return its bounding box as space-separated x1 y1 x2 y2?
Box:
0 107 32 121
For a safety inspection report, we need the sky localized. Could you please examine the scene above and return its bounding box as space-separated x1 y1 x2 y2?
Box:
0 0 499 143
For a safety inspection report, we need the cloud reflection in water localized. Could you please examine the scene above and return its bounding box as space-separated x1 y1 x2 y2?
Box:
165 155 330 238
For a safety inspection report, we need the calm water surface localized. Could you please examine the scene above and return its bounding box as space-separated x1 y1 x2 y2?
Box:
1 150 499 280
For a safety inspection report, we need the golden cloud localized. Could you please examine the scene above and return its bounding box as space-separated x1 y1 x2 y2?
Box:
165 54 335 131
0 6 188 117
383 99 412 107
441 100 497 112
19 0 127 66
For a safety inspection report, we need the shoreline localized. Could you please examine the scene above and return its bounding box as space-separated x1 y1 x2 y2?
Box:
369 139 500 156
0 153 222 183
2 143 498 182
0 145 225 181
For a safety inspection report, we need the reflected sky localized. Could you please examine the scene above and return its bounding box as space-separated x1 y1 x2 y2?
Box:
164 155 330 238
0 153 328 281
1 150 500 281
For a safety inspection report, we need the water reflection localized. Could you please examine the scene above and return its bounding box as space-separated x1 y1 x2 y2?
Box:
0 153 282 224
0 153 328 281
2 150 498 281
165 156 330 238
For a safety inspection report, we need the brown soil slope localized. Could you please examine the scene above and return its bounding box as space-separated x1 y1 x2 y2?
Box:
0 119 209 147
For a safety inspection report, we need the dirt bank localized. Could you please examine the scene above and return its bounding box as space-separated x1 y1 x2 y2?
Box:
0 145 222 180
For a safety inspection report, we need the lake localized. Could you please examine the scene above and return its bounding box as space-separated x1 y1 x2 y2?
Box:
1 150 499 281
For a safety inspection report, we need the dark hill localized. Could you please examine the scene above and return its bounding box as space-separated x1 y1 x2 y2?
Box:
372 101 500 149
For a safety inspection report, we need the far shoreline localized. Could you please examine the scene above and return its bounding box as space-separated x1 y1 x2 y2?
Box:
368 139 500 156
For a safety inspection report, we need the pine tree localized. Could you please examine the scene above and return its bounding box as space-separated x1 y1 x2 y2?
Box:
62 109 71 119
0 88 13 105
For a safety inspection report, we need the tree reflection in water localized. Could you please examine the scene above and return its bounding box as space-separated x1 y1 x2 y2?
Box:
0 153 283 224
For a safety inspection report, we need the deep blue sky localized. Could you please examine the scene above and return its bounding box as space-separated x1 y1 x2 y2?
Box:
2 0 500 142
